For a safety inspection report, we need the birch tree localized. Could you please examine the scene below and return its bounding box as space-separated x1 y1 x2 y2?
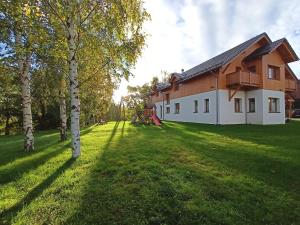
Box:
0 1 42 150
42 0 149 158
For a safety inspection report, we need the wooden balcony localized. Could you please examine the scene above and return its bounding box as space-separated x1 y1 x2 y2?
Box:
285 79 297 92
226 71 260 88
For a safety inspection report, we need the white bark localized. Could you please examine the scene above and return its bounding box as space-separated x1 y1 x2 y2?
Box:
67 16 80 158
16 31 34 151
59 77 67 141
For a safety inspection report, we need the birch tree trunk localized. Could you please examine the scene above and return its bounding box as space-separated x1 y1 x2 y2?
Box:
59 76 67 141
19 56 34 151
16 31 34 151
66 16 80 158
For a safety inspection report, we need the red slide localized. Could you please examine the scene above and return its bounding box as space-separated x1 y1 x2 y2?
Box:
151 114 161 126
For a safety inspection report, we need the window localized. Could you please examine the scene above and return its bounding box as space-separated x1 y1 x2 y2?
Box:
166 107 170 114
166 93 170 105
175 103 180 114
269 98 280 113
194 100 198 113
155 91 159 97
268 65 280 80
204 99 209 113
234 98 242 113
248 98 255 113
248 66 256 73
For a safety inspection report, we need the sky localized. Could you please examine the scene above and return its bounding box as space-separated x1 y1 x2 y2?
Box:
113 0 300 102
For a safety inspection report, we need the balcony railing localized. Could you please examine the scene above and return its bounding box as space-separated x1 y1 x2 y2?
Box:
285 79 296 91
226 71 260 87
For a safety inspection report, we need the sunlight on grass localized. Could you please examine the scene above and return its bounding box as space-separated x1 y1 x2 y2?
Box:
0 121 299 225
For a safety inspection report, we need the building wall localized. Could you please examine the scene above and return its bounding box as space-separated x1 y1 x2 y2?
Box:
218 90 246 124
262 90 285 124
154 89 285 125
245 89 264 124
154 90 217 124
261 51 286 91
151 72 218 104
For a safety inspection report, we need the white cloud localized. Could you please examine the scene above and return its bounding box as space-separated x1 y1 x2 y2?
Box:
113 0 300 102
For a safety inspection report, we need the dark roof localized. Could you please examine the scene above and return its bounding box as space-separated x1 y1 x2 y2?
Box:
154 33 270 91
179 32 270 82
245 38 285 61
156 82 171 91
245 38 299 62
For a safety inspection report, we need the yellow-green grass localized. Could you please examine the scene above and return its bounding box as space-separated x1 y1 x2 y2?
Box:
0 121 299 225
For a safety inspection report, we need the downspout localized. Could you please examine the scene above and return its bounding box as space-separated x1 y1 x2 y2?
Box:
245 91 248 124
216 74 219 125
162 92 164 120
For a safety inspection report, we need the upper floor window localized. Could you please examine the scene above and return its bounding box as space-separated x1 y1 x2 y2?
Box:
269 98 280 113
166 107 170 114
175 103 180 114
155 91 159 97
174 84 179 91
194 100 198 113
234 98 242 113
268 65 280 80
248 66 256 73
248 98 255 113
204 99 209 113
166 93 170 105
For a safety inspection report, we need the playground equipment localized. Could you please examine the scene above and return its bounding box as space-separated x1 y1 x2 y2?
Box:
124 94 161 126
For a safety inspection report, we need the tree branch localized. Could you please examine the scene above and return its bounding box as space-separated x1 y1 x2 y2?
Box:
80 1 103 26
42 0 68 28
79 59 110 87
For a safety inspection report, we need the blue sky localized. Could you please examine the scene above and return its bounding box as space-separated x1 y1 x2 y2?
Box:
113 0 300 101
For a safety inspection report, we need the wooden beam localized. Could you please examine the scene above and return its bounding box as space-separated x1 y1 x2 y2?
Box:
228 86 241 101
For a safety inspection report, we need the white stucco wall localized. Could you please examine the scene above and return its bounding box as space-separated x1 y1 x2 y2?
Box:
155 90 217 124
245 89 264 124
218 90 246 124
262 90 285 124
154 89 285 125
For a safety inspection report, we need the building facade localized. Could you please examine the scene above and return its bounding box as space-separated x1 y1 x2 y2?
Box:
150 33 299 125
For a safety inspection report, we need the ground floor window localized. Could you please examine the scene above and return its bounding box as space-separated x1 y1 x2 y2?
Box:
194 100 198 113
248 98 255 113
204 99 209 113
175 103 180 114
269 98 280 113
234 98 242 113
166 107 170 114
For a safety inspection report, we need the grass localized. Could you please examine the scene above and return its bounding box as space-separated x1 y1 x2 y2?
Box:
0 121 299 225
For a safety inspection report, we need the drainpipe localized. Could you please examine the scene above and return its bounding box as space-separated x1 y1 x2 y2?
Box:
162 92 164 120
245 91 248 124
215 73 219 125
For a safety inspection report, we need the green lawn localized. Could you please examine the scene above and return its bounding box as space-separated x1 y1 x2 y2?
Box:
0 121 299 225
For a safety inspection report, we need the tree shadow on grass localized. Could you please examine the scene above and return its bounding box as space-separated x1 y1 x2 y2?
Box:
63 124 299 225
0 142 70 185
0 125 96 173
0 158 76 225
0 131 61 169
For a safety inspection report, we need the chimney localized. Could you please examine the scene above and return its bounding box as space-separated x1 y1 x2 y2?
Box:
181 68 184 73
